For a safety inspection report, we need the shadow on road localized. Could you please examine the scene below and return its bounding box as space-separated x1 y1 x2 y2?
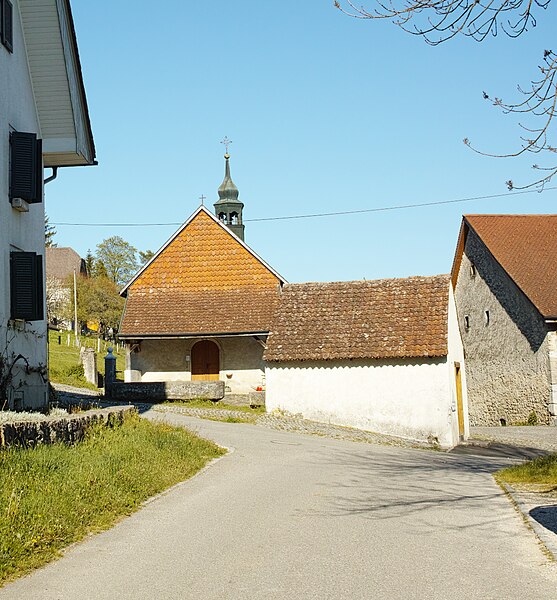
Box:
449 443 548 460
297 443 524 533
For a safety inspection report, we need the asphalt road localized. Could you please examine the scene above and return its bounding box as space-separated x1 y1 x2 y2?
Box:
2 411 556 599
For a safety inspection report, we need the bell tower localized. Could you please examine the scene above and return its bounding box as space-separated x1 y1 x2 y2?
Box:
214 138 245 241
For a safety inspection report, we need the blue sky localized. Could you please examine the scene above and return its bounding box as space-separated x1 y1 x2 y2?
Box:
47 1 557 283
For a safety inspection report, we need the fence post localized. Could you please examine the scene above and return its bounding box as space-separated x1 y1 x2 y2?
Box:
104 347 117 398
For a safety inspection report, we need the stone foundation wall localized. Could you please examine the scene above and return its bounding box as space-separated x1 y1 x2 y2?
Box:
108 381 225 403
222 391 266 408
0 406 136 448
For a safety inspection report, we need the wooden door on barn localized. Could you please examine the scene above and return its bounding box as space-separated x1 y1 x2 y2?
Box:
191 340 220 381
455 362 465 438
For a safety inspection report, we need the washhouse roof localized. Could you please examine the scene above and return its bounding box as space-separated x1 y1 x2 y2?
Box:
264 275 450 362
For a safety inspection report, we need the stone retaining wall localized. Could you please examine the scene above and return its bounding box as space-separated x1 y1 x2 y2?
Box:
108 381 225 403
0 406 136 448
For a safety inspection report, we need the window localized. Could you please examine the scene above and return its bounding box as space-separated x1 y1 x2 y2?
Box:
464 315 470 331
10 252 44 321
9 132 42 203
484 310 490 326
470 263 476 278
1 0 13 53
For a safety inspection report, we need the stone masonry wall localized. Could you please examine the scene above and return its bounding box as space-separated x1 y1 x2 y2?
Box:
0 406 136 448
455 229 552 426
109 381 225 403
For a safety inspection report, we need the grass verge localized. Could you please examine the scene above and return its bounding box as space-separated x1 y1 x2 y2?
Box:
162 399 265 414
495 453 557 488
48 330 125 390
0 414 225 586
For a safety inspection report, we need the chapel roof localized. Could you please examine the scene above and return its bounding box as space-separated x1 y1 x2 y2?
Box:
119 206 285 337
264 275 450 362
451 214 557 319
45 247 87 281
120 288 281 337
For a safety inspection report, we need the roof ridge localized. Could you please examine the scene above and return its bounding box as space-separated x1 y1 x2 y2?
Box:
285 274 449 288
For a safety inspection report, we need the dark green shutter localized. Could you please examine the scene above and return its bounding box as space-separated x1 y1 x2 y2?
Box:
9 132 42 203
1 0 13 53
34 253 44 320
10 252 44 321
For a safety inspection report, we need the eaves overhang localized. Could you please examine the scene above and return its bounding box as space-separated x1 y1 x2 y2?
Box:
118 331 270 340
19 0 96 167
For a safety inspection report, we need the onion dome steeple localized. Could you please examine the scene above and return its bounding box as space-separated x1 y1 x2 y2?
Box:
214 139 245 240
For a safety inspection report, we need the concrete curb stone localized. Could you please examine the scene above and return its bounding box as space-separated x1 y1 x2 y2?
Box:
502 482 557 562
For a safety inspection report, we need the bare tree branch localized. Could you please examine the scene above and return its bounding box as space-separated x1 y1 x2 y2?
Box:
335 0 555 188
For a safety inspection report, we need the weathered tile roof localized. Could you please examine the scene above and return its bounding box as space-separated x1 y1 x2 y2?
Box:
264 275 450 362
121 288 280 336
452 215 557 318
45 247 86 281
119 208 283 337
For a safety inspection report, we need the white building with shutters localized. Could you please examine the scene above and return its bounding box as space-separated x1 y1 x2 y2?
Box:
0 0 95 410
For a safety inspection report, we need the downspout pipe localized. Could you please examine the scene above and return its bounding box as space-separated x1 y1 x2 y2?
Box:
44 167 58 185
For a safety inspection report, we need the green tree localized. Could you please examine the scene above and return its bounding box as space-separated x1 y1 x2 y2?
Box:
45 215 57 248
95 236 138 287
84 250 95 276
139 249 155 265
68 275 125 332
92 258 108 279
335 0 556 189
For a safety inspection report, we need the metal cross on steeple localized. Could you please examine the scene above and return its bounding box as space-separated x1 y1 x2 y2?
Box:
199 194 206 205
220 136 232 154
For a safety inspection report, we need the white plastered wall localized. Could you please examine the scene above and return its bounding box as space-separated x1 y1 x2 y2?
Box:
0 1 48 410
265 285 468 448
125 336 266 394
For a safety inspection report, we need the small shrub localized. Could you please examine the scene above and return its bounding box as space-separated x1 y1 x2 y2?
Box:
527 411 538 426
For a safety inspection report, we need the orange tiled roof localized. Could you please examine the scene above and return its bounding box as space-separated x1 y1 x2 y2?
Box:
119 208 283 336
121 288 280 336
453 215 557 318
264 275 450 362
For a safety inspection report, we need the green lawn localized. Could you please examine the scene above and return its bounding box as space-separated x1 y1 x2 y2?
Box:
0 414 225 585
496 453 557 487
48 330 125 390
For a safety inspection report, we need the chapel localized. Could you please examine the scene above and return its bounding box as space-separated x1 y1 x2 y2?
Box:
119 152 285 396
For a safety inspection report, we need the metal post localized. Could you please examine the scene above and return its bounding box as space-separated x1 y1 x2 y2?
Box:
104 347 117 398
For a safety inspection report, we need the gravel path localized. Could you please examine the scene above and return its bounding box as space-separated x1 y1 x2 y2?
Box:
152 404 433 449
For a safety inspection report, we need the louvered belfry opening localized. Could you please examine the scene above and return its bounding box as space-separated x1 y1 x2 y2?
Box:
214 153 245 241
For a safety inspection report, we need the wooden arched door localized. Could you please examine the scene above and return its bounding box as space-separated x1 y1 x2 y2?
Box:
191 340 220 381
